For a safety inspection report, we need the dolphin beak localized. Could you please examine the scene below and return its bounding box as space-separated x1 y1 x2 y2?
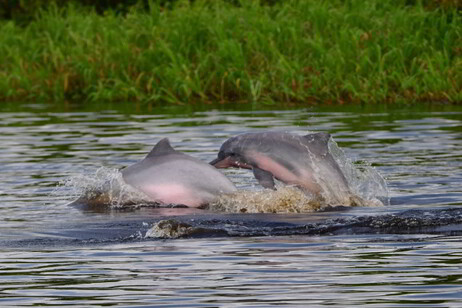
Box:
209 157 220 165
210 156 252 169
210 157 230 168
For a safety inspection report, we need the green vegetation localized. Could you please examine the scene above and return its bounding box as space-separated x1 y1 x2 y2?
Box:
0 0 461 105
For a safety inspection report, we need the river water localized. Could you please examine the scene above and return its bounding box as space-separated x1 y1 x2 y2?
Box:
1 103 462 307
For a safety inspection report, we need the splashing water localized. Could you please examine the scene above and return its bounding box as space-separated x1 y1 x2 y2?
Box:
59 136 388 213
327 138 389 206
145 219 205 239
208 186 323 213
209 185 383 214
59 167 155 208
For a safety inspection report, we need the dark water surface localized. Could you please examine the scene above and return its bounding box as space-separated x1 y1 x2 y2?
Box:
1 103 462 306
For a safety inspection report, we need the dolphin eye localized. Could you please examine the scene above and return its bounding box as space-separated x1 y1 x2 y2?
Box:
228 152 238 158
222 150 234 157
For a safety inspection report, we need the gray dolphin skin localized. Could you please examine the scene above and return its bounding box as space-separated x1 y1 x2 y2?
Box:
122 138 237 207
210 132 352 203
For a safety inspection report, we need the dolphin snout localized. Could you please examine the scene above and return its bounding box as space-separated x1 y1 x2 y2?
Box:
209 157 221 166
210 157 231 168
211 156 253 169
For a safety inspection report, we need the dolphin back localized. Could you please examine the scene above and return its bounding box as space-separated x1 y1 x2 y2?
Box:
302 132 331 157
122 139 236 207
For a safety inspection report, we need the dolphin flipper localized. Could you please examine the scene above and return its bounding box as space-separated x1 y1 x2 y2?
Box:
253 167 275 189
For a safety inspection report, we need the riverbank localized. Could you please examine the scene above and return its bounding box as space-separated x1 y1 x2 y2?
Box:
1 0 461 105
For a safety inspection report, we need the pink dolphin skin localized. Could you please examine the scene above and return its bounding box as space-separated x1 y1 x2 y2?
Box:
122 138 236 207
210 131 351 201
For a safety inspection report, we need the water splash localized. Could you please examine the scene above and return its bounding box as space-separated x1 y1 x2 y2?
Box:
208 186 322 213
208 185 382 214
328 138 389 206
145 220 196 239
59 167 155 208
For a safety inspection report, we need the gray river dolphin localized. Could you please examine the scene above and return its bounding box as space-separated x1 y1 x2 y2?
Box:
210 132 353 204
121 138 237 207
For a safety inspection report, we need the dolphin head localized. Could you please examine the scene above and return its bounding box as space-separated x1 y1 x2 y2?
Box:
210 135 253 169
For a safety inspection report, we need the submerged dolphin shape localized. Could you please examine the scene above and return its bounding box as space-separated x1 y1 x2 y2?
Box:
210 132 352 204
121 138 237 207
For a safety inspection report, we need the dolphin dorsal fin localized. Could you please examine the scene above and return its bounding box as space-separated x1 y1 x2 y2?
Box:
303 132 331 156
146 138 176 158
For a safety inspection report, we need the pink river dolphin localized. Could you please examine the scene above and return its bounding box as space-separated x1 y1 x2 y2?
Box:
121 138 237 207
210 131 352 203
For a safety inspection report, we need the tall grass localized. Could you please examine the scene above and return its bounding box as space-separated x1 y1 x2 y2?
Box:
0 0 461 105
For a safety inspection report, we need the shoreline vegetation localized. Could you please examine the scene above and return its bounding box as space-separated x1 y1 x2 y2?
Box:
0 0 461 105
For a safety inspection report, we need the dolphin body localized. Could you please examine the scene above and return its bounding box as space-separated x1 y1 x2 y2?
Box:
210 132 353 205
121 138 237 207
